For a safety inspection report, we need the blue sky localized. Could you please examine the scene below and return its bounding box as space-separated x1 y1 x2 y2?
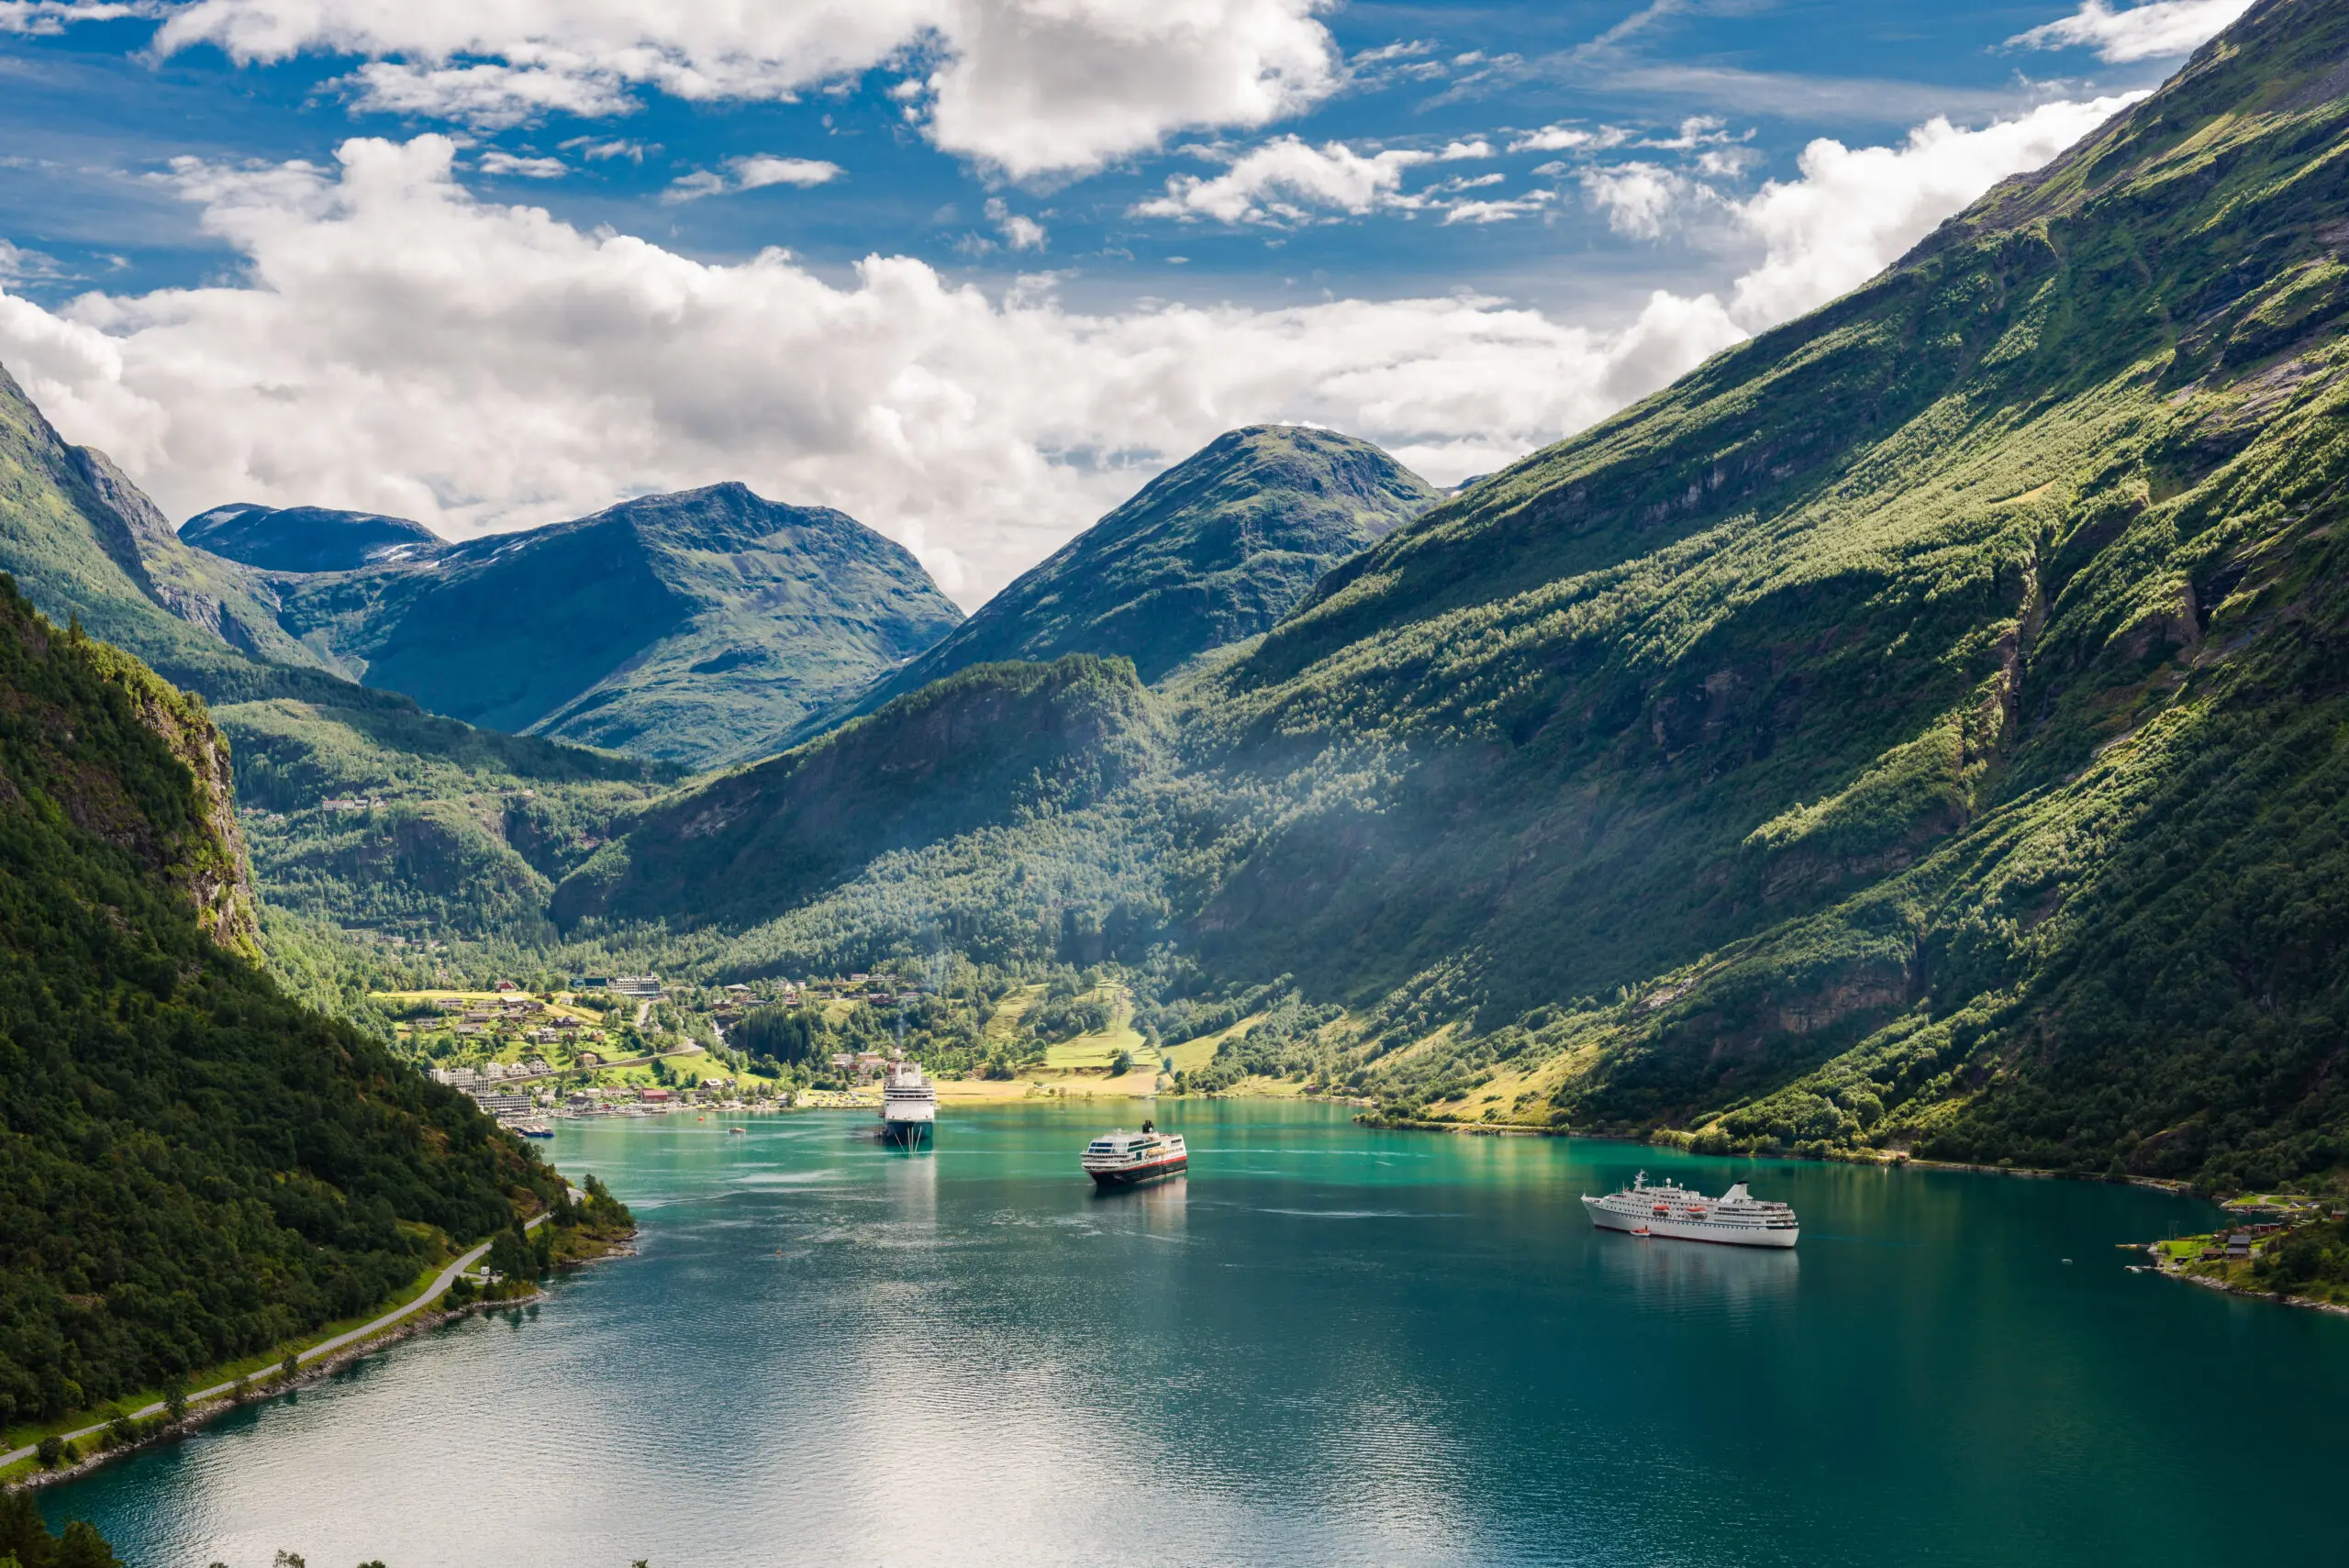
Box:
0 1 2244 601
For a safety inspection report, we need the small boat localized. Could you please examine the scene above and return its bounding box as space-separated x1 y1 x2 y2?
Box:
1081 1121 1187 1187
727 1126 747 1136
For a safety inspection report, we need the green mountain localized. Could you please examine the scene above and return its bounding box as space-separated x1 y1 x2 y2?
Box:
1181 0 2349 1186
564 0 2349 1190
261 483 963 768
856 426 1434 711
182 502 444 573
0 363 349 693
0 357 675 976
553 654 1163 932
0 577 554 1429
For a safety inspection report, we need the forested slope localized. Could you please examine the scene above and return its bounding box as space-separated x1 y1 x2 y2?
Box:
1182 0 2349 1186
555 654 1165 933
0 579 553 1429
0 359 680 982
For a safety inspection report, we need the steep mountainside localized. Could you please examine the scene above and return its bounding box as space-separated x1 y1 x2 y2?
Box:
1177 0 2349 1186
0 579 552 1429
856 426 1434 711
183 502 444 573
554 655 1163 932
265 483 963 767
0 365 343 691
0 359 674 974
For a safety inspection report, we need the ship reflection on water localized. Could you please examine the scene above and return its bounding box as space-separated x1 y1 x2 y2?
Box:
1589 1227 1799 1318
1092 1172 1188 1239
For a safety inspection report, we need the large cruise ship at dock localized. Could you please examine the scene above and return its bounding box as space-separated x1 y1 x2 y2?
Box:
1583 1171 1798 1248
880 1061 936 1147
1081 1123 1187 1187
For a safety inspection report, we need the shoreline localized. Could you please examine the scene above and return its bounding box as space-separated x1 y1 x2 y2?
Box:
6 1289 549 1495
1359 1114 2199 1195
2 1221 635 1494
2141 1243 2349 1318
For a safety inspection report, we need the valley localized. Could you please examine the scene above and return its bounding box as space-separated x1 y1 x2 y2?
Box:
0 11 2344 1383
11 4 2349 1563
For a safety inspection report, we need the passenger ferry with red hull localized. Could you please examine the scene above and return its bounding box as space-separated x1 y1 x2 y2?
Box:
1081 1123 1188 1187
1582 1171 1798 1248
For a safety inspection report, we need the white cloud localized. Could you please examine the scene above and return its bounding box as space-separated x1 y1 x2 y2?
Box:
1724 95 2138 326
1640 115 1740 151
477 150 566 179
1131 136 1435 224
1507 124 1630 155
0 136 1749 603
985 197 1047 251
0 104 2130 606
346 60 639 128
1436 139 1495 161
1442 191 1557 226
0 239 67 283
664 154 843 204
139 0 1341 176
731 156 845 191
662 170 729 204
559 137 649 163
0 0 159 34
2006 0 2254 63
1580 162 1696 240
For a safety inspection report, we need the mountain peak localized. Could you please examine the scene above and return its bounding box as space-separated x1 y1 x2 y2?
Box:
183 503 445 573
851 424 1436 711
249 480 961 766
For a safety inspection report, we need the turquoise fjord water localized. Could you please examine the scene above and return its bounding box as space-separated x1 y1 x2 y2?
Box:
48 1102 2349 1567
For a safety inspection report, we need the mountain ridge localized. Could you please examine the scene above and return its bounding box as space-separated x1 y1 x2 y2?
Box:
183 502 445 573
256 481 964 768
851 425 1435 714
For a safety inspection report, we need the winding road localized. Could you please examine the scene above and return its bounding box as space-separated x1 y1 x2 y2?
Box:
1 1214 549 1471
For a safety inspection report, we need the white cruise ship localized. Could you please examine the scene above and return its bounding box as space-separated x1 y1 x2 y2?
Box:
880 1060 936 1147
1582 1171 1798 1248
1080 1123 1187 1187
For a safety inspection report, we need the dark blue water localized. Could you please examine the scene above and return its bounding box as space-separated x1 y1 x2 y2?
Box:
47 1102 2349 1567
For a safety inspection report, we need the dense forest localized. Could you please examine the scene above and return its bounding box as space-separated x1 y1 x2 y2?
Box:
0 580 557 1430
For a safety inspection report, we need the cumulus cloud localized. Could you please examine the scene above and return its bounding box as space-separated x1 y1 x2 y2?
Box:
664 154 843 203
0 102 2124 604
1579 162 1697 240
1131 136 1438 224
985 197 1047 251
1724 95 2138 326
136 0 1340 176
2006 0 2254 63
0 136 1747 601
